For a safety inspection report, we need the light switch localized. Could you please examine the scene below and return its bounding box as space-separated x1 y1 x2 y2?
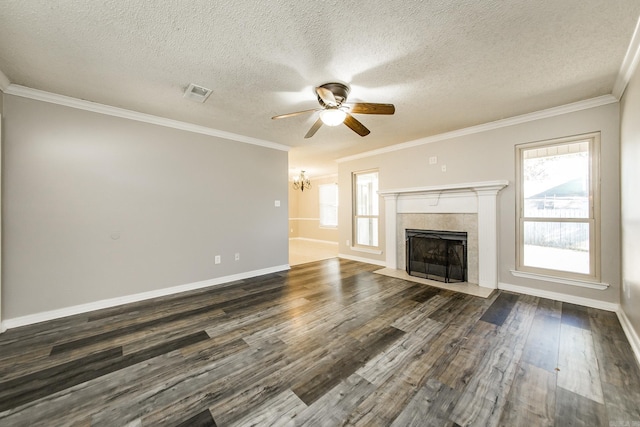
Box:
274 200 281 207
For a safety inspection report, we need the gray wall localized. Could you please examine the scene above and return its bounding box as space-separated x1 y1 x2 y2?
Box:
621 65 640 340
339 103 621 304
2 94 289 319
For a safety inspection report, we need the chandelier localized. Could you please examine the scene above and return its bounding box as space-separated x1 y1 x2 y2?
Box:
293 170 311 191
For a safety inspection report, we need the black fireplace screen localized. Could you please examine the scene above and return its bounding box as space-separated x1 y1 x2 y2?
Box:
406 229 467 283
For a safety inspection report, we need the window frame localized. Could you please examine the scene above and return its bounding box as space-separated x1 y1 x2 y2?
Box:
318 183 338 228
515 132 601 282
352 169 380 249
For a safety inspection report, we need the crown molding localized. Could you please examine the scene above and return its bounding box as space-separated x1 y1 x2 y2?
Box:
613 16 640 100
0 69 10 92
3 84 290 152
336 94 618 163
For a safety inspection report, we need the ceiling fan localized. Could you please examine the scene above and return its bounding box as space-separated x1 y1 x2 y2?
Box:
272 82 395 138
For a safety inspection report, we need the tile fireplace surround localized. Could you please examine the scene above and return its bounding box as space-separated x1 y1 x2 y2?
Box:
379 180 508 289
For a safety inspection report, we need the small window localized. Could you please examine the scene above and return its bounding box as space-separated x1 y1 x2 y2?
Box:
353 170 379 247
516 133 600 280
319 184 338 227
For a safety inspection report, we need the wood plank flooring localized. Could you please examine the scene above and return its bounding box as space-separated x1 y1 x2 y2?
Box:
0 258 639 426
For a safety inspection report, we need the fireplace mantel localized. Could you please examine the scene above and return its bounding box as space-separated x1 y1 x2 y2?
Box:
378 180 509 198
379 180 508 289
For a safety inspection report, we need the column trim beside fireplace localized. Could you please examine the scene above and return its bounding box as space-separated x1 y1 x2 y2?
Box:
379 180 508 289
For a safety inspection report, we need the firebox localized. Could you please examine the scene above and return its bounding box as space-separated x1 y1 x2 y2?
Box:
406 229 468 283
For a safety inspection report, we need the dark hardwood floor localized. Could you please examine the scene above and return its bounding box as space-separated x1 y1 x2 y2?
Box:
0 258 639 426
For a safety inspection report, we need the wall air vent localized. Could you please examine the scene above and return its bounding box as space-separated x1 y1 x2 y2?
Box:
183 83 212 103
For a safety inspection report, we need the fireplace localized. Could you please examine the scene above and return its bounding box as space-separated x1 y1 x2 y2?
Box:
406 229 468 283
379 180 508 289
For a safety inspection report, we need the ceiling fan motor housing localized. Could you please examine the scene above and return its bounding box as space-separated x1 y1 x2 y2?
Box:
318 82 350 107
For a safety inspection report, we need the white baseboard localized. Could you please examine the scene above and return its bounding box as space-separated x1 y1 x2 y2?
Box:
617 308 640 367
290 237 338 245
498 281 620 312
338 253 387 267
2 265 290 330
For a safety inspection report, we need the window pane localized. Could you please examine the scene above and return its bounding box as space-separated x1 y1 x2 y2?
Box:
356 172 379 216
320 206 337 227
523 141 589 218
523 221 590 274
319 184 338 227
354 170 379 248
356 218 378 246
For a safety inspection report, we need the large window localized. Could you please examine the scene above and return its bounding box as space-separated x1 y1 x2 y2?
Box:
319 183 338 227
353 170 379 247
516 133 600 280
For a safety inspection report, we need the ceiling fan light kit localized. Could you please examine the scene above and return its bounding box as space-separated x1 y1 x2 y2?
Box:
320 109 347 126
272 82 395 138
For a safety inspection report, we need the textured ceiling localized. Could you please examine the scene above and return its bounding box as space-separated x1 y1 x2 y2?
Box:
1 1 639 177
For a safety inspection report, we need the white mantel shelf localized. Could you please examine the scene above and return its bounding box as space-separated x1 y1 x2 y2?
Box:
378 180 509 197
379 180 509 290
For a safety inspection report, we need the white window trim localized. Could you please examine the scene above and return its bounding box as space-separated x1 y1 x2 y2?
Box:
509 269 608 290
515 132 601 284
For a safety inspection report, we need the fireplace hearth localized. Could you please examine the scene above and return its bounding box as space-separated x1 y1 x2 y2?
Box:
406 229 468 283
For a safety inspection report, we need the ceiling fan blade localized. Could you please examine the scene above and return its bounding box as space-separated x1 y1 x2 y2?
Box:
344 113 370 137
272 108 320 120
304 117 323 138
316 87 338 106
347 103 395 115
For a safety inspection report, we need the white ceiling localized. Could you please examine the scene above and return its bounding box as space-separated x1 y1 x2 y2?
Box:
1 1 639 177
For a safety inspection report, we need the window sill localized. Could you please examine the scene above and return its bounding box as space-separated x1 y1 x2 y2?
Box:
510 270 609 290
351 246 383 255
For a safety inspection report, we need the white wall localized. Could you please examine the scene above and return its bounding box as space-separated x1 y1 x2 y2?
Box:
338 102 621 304
0 90 3 330
620 62 640 345
2 94 289 320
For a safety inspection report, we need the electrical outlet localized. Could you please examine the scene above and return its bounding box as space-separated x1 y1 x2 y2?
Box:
235 253 240 261
441 165 447 172
274 200 281 207
215 255 221 264
346 240 350 246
